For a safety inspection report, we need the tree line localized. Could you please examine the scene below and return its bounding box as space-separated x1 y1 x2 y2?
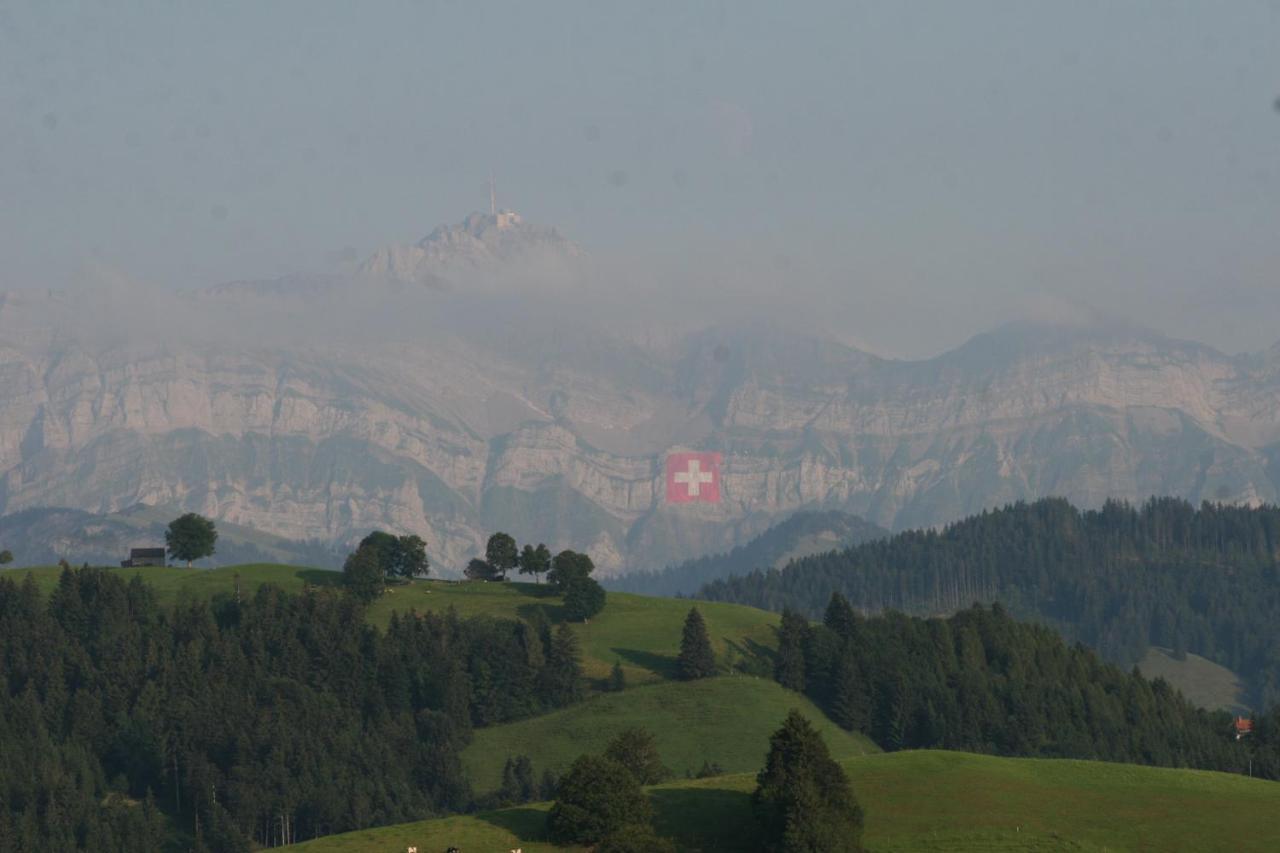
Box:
699 497 1280 706
342 530 607 621
765 592 1280 779
0 565 592 851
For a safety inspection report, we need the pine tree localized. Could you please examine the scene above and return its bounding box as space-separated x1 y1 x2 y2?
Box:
677 607 717 680
609 659 627 692
823 592 859 641
775 609 809 692
513 755 536 802
829 653 868 732
542 624 585 706
499 757 521 806
752 711 864 852
342 544 384 602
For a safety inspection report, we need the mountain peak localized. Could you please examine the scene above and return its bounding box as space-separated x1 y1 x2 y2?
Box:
361 210 583 286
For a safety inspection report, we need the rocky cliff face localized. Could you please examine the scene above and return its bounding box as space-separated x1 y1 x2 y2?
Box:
2 215 1279 575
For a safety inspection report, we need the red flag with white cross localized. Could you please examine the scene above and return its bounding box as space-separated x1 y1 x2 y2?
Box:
666 451 722 504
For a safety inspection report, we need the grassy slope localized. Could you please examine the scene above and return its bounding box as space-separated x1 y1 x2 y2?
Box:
463 676 878 793
1137 646 1248 713
365 579 779 683
3 567 779 683
290 750 1280 853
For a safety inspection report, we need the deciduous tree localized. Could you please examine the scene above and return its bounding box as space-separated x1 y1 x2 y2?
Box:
563 576 606 621
486 533 519 580
548 549 594 591
165 513 217 567
546 755 652 845
464 558 499 581
519 543 552 583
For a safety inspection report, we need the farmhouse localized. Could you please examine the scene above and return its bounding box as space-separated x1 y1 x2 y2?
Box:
121 547 166 568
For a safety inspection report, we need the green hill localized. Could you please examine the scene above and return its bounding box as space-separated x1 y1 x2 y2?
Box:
3 565 779 682
697 498 1280 708
288 750 1280 852
462 676 878 793
1137 646 1249 714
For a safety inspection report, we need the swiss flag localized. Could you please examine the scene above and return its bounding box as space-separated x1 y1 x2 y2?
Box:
666 451 722 504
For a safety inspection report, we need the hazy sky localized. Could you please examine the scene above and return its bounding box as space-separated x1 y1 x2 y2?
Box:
3 1 1279 357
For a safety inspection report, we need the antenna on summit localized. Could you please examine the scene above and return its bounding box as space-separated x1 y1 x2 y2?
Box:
489 173 496 217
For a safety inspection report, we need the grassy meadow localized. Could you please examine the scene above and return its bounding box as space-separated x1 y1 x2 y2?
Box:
1137 646 1248 714
289 750 1280 852
462 675 878 793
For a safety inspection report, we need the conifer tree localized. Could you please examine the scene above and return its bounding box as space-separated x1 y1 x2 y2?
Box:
677 607 716 680
342 543 384 602
823 592 859 641
829 653 868 732
775 609 809 691
753 711 864 852
542 624 585 705
609 659 627 692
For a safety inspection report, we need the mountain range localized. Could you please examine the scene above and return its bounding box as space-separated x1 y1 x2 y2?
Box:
3 210 1280 575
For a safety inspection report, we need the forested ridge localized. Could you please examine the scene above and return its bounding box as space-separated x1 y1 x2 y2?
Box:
5 546 1280 851
0 567 585 851
610 510 887 597
772 597 1280 779
699 498 1280 705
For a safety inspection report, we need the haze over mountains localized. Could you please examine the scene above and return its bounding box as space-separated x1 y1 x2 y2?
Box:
4 210 1280 575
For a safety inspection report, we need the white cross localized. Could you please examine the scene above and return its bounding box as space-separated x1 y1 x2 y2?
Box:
674 458 715 496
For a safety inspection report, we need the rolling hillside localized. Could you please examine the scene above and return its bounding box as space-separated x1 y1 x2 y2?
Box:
699 498 1280 708
462 677 878 793
287 750 1280 852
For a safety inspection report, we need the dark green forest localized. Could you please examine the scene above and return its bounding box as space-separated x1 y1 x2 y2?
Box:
700 498 1280 705
0 568 585 851
772 596 1280 778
